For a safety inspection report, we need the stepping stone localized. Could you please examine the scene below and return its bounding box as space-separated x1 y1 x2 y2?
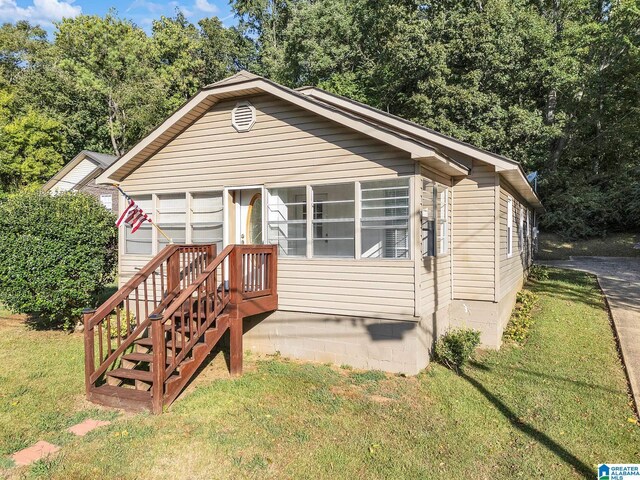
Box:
67 419 111 436
11 441 60 466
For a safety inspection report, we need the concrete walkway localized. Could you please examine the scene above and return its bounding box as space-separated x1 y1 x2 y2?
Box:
538 257 640 414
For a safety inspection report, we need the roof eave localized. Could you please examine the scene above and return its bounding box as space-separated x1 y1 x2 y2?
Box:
99 78 463 184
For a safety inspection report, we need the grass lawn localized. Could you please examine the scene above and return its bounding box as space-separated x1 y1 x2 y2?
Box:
1 268 638 479
536 232 640 260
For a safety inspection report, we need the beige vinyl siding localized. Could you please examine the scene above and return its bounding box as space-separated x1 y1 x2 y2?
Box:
498 179 532 299
119 94 417 319
419 167 452 315
452 161 497 301
278 259 415 318
122 96 414 192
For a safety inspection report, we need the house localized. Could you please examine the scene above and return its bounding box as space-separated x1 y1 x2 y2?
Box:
87 70 542 411
43 150 118 212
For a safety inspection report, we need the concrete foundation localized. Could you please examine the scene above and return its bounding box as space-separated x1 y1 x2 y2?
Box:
243 310 431 375
243 284 520 374
449 280 522 348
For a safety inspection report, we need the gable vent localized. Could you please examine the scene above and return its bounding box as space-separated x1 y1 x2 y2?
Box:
231 101 256 132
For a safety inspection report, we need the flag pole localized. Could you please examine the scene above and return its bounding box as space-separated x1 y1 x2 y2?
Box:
152 222 174 244
113 184 174 244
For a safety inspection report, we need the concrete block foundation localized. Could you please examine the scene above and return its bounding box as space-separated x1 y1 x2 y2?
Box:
243 285 520 374
243 310 428 375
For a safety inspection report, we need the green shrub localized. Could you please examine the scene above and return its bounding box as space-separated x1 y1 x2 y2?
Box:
434 328 481 372
0 190 117 329
528 264 549 281
503 290 538 345
104 311 136 338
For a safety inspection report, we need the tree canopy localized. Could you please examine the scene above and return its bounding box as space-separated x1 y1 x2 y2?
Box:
0 1 638 238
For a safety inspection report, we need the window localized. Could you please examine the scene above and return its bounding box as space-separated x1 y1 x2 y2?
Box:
125 195 152 254
312 183 355 257
191 192 223 251
361 179 410 259
519 206 524 252
100 194 112 210
267 187 307 256
421 180 448 257
421 179 436 257
507 197 513 257
437 186 448 255
157 193 186 249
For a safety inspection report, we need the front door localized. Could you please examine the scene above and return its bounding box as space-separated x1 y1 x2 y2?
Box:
237 188 263 245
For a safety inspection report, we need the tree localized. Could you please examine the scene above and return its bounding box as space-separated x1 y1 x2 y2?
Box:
0 108 70 192
0 191 117 329
152 12 205 111
0 21 48 88
53 14 165 156
199 17 258 84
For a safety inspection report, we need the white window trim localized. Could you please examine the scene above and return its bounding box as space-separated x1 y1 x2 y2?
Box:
507 196 513 258
437 187 449 256
519 205 524 253
266 178 413 261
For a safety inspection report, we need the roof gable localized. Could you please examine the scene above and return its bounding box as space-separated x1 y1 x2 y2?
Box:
97 74 469 184
43 150 117 192
96 71 540 211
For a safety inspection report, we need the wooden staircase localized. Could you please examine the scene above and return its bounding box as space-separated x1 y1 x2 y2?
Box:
83 244 277 413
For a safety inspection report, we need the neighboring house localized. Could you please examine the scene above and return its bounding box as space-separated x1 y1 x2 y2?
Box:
43 150 119 213
96 71 543 375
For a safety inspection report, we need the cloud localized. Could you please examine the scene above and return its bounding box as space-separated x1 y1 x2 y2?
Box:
125 0 165 14
0 0 81 24
194 0 217 14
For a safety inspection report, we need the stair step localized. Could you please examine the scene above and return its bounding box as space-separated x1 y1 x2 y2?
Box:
134 337 185 349
92 384 152 401
89 384 152 412
164 322 199 332
106 368 153 383
122 352 173 364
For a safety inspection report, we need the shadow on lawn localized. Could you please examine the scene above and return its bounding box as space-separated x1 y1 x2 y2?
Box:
461 369 593 478
471 361 624 395
529 268 605 310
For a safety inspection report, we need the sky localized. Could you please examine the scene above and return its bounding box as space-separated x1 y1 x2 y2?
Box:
0 0 237 34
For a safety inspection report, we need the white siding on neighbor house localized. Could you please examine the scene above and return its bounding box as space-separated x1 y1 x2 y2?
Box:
419 166 452 316
51 158 97 193
452 161 497 301
499 179 533 300
118 94 418 320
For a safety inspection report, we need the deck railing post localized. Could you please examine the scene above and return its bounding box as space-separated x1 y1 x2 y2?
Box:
269 245 277 293
150 313 165 414
228 246 244 375
206 244 217 267
83 308 96 397
229 246 242 305
166 248 180 294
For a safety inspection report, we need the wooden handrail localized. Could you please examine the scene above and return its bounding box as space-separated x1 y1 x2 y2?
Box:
84 244 214 393
88 245 180 328
88 286 180 384
161 245 233 322
85 242 277 412
88 244 214 328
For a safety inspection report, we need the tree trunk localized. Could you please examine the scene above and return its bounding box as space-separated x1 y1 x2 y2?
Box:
107 95 122 157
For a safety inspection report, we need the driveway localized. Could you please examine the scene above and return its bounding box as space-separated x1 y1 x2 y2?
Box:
537 257 640 414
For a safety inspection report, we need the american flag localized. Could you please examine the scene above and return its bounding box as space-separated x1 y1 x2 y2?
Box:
116 198 151 233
